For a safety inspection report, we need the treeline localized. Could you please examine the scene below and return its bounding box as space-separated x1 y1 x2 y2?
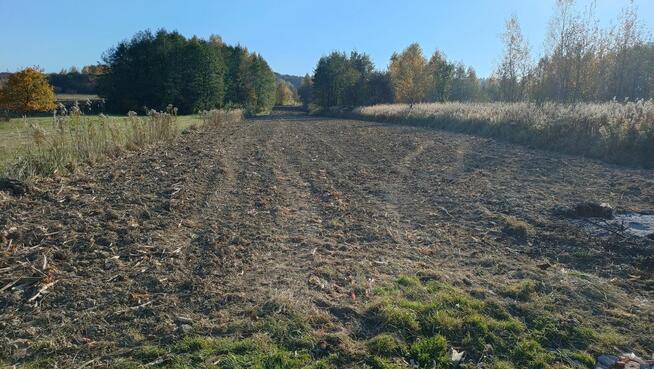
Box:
98 30 276 114
302 47 480 108
1 67 103 96
308 51 394 107
48 66 106 95
303 0 653 108
497 1 654 102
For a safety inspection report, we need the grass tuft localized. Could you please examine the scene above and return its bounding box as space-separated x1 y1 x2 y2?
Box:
367 334 407 357
409 335 448 368
500 280 538 301
501 216 530 239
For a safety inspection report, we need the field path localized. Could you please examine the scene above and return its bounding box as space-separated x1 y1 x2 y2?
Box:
1 109 653 366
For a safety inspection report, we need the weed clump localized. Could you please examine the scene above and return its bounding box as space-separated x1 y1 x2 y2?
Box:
501 215 530 239
500 280 538 301
367 334 406 357
409 335 448 368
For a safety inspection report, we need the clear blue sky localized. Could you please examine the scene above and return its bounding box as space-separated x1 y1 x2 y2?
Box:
0 0 652 77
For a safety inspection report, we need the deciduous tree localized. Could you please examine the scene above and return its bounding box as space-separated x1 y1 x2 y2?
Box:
389 43 429 105
0 67 56 115
276 80 294 105
497 16 530 101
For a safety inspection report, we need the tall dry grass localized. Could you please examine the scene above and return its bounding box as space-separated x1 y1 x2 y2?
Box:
347 100 654 167
3 104 178 179
200 109 244 127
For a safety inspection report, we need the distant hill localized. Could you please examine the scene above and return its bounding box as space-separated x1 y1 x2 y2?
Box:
274 73 303 89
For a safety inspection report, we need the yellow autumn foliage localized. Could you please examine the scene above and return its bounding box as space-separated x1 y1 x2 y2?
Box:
388 43 430 105
0 67 56 114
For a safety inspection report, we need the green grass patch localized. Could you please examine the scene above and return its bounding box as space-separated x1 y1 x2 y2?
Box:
367 334 407 357
115 330 333 369
499 280 538 301
409 335 448 368
16 277 620 368
365 276 610 369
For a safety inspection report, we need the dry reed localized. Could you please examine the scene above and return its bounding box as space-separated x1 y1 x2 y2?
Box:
347 100 654 167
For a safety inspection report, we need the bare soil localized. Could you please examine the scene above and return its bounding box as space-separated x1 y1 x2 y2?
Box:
1 109 653 367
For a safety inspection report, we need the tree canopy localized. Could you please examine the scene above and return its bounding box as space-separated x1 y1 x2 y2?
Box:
0 67 56 114
389 44 430 105
98 29 276 114
304 1 652 108
312 51 391 108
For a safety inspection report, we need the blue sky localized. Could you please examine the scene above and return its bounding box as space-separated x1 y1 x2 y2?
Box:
0 0 652 77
